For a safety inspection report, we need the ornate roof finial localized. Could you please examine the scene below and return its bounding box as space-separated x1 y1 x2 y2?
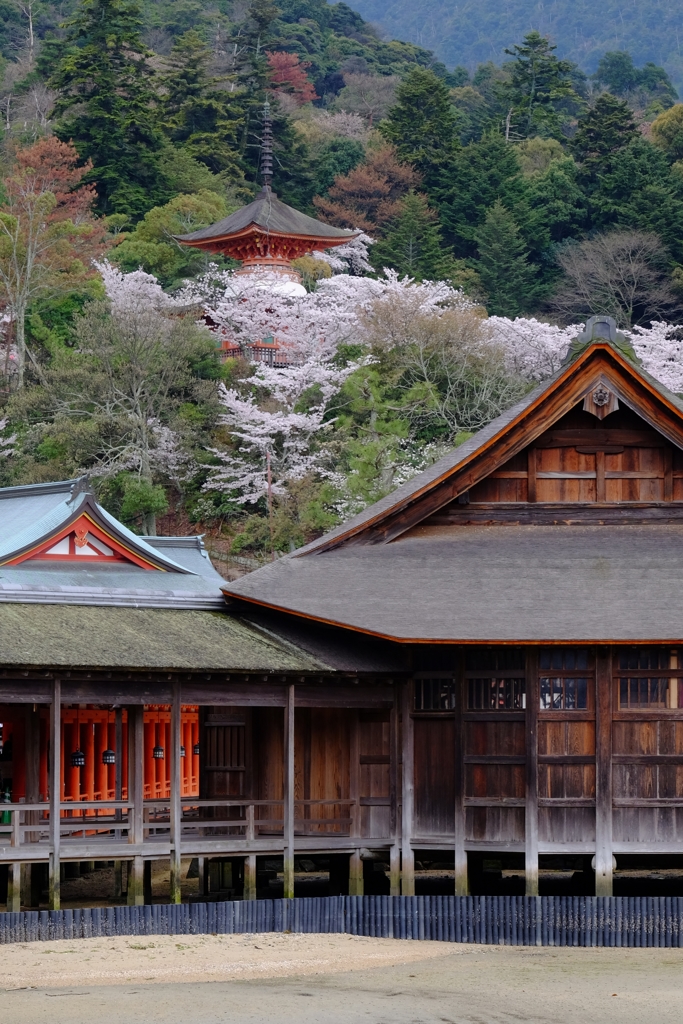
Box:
260 100 274 191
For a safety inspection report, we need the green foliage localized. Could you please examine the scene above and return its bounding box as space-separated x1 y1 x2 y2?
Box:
49 0 170 218
570 94 639 173
502 31 584 140
474 199 539 316
159 30 245 180
595 51 677 106
371 191 458 281
651 105 683 161
119 476 169 528
436 132 527 258
379 66 461 191
111 190 233 285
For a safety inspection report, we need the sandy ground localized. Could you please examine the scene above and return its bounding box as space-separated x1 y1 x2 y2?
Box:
0 932 453 988
2 934 683 1024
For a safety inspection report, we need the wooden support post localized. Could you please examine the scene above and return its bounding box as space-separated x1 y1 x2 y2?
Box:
127 705 145 905
244 855 257 900
664 446 674 502
595 648 613 896
283 683 295 900
169 682 182 904
525 649 539 897
349 710 363 896
595 450 606 503
527 447 537 503
114 707 123 899
401 679 415 896
25 704 39 845
389 683 400 896
454 664 468 896
49 680 61 910
198 857 207 897
244 804 256 900
7 862 21 912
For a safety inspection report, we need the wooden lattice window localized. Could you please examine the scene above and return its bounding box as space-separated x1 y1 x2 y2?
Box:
539 648 591 710
414 678 456 711
465 648 526 710
617 648 681 709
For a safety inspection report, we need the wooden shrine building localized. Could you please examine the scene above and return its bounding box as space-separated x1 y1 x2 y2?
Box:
4 316 683 910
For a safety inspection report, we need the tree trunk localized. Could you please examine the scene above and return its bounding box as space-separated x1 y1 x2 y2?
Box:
14 304 26 388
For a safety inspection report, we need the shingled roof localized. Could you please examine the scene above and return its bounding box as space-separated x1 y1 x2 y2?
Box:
222 332 683 643
176 187 356 249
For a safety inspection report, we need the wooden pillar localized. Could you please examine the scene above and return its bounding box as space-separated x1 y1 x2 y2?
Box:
25 705 39 842
389 683 400 896
49 680 61 910
454 664 468 895
7 862 21 912
401 680 415 896
114 707 123 898
348 710 363 895
525 649 539 896
244 855 257 900
595 648 613 896
169 683 182 904
283 683 295 900
127 705 145 905
527 448 537 503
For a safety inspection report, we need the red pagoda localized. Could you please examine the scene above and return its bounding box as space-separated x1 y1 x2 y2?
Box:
176 103 357 285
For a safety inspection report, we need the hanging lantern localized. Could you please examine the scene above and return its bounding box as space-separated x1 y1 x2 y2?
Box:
180 745 186 758
102 748 116 765
153 744 164 759
71 748 85 768
193 742 200 756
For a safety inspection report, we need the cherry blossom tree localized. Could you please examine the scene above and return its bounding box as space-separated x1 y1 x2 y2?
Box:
207 357 360 503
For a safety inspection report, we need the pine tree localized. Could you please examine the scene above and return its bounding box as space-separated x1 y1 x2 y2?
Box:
379 66 461 193
371 191 456 281
570 94 639 173
503 31 583 140
49 0 168 218
160 30 245 180
475 199 538 316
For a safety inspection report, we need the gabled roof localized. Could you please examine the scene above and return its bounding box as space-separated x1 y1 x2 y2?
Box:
176 187 357 250
222 333 683 642
0 479 227 609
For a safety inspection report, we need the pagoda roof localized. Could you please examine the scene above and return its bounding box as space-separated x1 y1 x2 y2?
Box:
176 187 357 250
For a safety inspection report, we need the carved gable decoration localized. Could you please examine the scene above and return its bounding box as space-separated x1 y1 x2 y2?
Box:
7 514 161 569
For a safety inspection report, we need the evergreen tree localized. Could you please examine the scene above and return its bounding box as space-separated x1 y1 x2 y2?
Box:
371 191 456 280
379 66 461 192
475 199 538 316
160 30 245 179
49 0 169 218
570 94 639 175
503 31 583 140
436 132 528 258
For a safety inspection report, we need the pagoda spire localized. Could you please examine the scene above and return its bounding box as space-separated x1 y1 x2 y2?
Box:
260 101 274 192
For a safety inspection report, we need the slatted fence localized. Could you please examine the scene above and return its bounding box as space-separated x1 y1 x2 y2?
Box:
3 895 683 946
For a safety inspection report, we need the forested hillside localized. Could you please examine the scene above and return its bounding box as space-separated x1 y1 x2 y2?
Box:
2 0 683 562
352 0 683 93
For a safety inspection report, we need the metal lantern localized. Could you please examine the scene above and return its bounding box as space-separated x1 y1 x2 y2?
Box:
102 748 116 765
180 745 186 758
193 742 200 756
71 748 85 768
152 744 164 759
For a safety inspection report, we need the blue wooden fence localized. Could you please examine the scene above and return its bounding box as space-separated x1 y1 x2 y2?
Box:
2 895 683 946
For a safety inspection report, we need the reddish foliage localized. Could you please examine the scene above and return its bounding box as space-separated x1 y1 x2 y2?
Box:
266 51 318 105
313 145 420 235
13 137 98 224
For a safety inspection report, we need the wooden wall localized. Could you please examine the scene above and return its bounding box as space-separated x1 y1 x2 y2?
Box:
453 407 683 507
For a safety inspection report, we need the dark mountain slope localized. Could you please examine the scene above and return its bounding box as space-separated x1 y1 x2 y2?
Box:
352 0 683 90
